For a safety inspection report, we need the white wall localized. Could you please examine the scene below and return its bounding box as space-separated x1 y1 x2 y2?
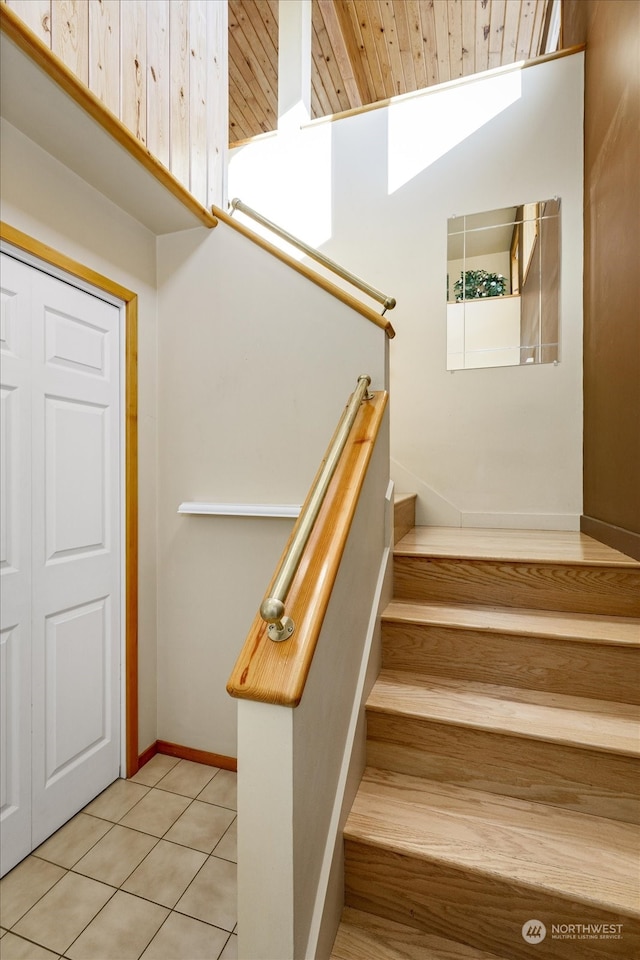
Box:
0 119 159 754
229 53 585 529
156 222 388 756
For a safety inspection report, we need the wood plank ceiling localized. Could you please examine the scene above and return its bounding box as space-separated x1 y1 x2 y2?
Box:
228 0 553 145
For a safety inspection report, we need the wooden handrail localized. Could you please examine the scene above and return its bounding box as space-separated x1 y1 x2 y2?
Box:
230 199 396 312
227 389 388 707
212 206 396 339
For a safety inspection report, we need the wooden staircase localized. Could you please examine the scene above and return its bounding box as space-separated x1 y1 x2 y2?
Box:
331 497 640 960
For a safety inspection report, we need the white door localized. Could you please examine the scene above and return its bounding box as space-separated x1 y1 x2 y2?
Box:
1 256 32 874
0 252 122 874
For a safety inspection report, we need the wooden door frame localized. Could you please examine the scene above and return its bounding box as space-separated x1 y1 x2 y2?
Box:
1 221 140 778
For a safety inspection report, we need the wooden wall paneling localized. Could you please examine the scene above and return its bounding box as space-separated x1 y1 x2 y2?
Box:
417 0 438 86
393 0 417 94
311 58 333 118
529 0 547 58
351 0 386 102
515 0 537 59
432 0 451 83
228 28 276 134
233 0 278 116
120 0 146 144
488 0 507 67
246 0 279 68
339 0 374 103
229 86 255 142
379 0 406 98
447 0 464 80
341 0 377 105
461 0 476 77
231 67 270 139
5 0 51 45
475 0 492 74
52 0 88 84
404 1 425 90
310 62 322 119
316 0 364 108
311 2 337 114
312 0 351 114
501 0 522 61
230 5 277 124
206 0 228 209
169 0 190 188
189 0 207 203
88 0 119 115
146 0 169 168
367 0 395 99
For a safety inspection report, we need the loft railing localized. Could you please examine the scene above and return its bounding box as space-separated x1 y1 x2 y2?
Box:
259 374 374 642
229 199 396 314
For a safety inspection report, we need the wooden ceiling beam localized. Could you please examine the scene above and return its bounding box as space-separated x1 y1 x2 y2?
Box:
317 0 370 107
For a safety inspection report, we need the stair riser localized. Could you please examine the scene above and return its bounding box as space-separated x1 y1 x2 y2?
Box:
394 558 640 617
394 496 416 545
382 622 640 704
366 715 639 824
345 841 640 960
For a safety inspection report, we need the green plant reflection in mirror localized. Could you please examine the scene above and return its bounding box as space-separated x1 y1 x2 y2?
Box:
446 199 561 370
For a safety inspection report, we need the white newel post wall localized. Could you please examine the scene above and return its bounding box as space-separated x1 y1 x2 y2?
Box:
278 0 312 130
235 407 392 960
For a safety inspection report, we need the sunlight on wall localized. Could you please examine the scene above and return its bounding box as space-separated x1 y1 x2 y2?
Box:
387 70 523 195
228 116 332 257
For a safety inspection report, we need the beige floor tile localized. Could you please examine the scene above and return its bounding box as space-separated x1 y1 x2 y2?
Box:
155 760 218 799
33 814 112 869
0 931 61 959
164 800 235 854
128 754 180 787
118 788 191 837
12 872 114 955
73 825 158 887
212 819 237 863
83 779 149 823
140 912 229 960
0 857 66 929
219 933 237 960
122 840 206 908
66 891 168 960
175 856 237 932
197 770 237 811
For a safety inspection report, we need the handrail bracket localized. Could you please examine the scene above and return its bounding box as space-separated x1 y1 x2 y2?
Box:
260 598 295 642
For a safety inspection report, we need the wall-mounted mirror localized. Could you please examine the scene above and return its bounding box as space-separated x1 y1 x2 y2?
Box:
447 199 560 370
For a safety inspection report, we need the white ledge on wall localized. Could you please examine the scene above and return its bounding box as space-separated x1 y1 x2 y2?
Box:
178 502 301 518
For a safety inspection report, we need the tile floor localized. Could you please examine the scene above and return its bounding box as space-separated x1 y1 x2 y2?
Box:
0 757 237 960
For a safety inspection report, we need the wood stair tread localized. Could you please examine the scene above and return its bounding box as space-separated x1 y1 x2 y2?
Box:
382 600 640 646
369 671 640 757
395 526 640 568
331 907 507 960
345 768 640 917
394 493 417 505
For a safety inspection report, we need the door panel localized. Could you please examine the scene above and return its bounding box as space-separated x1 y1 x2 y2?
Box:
45 397 109 560
0 253 122 867
44 598 111 781
31 267 121 848
0 257 33 875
